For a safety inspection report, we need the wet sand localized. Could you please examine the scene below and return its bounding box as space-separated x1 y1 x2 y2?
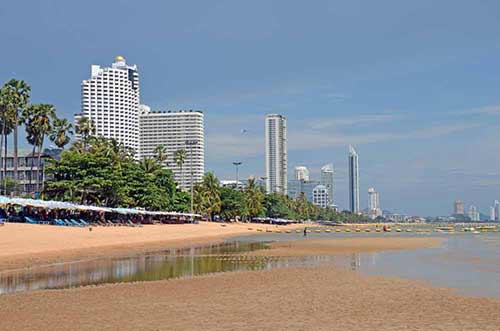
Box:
1 227 498 330
0 222 305 271
248 237 445 256
1 265 499 331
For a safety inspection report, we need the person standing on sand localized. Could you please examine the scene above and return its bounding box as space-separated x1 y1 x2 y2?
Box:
303 227 307 237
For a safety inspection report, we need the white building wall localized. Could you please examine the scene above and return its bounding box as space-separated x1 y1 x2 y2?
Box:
265 114 287 194
78 56 140 153
139 110 204 189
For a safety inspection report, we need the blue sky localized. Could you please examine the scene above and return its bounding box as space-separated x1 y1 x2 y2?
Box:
1 0 500 216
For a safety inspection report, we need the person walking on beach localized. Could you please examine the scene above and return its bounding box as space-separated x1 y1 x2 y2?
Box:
303 227 307 237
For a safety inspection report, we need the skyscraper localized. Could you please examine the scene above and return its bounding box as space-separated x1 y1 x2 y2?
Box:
454 200 465 215
368 187 382 219
76 56 140 152
320 163 335 207
494 200 500 221
468 205 480 222
265 114 287 194
294 166 309 181
139 109 205 189
312 185 329 208
490 206 495 221
348 145 360 214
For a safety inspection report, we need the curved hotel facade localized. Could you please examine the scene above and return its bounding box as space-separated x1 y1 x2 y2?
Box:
76 56 204 189
78 56 140 151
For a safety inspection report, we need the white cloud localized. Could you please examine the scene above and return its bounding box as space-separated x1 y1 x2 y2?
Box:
308 113 398 130
459 105 500 115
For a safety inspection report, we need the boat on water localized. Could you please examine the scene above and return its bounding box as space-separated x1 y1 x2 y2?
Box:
436 226 454 231
475 226 496 230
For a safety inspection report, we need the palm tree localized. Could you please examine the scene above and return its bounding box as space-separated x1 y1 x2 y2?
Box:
173 149 186 188
49 117 73 150
141 157 159 174
3 79 31 195
75 116 94 150
23 104 55 193
244 177 264 220
200 172 221 221
0 84 17 195
154 144 168 166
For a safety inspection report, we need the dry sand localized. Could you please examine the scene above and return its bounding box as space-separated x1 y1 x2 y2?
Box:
0 222 304 271
1 266 499 331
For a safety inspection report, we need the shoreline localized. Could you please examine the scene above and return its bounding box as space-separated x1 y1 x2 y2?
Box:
1 231 499 330
0 222 307 272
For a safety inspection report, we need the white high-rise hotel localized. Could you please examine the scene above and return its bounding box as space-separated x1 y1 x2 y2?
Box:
79 56 140 150
265 114 287 194
139 107 204 188
76 56 204 189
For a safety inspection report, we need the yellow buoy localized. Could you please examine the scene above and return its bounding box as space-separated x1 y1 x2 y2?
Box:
256 228 263 232
335 229 341 232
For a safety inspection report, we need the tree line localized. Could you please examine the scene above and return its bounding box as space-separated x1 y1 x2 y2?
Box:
0 78 369 223
0 79 73 195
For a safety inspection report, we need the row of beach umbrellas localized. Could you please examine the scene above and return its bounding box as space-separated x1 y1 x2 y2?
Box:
0 195 200 218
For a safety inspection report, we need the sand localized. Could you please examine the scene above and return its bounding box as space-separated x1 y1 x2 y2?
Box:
1 225 499 330
0 222 305 271
246 237 444 256
1 266 499 331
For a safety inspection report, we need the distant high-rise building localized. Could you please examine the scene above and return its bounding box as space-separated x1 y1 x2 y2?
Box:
494 200 500 221
348 145 360 213
76 56 140 153
367 187 382 219
468 205 480 222
490 206 496 221
288 179 319 202
312 185 329 208
320 164 335 207
139 109 204 190
265 114 287 194
454 200 465 215
294 166 309 181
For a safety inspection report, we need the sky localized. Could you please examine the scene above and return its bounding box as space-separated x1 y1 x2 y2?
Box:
1 0 500 216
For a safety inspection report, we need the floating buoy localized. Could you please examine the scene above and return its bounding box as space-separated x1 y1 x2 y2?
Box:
335 229 341 232
365 229 371 232
345 229 351 232
355 228 361 232
285 230 291 233
256 228 263 232
396 229 402 232
247 228 253 231
325 229 331 233
296 229 301 233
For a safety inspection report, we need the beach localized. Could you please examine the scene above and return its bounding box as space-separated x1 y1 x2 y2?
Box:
0 222 306 271
1 224 499 330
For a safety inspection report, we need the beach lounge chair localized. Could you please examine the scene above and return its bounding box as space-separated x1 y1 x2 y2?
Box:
69 219 81 226
62 219 73 226
78 219 90 226
25 217 39 224
54 219 66 226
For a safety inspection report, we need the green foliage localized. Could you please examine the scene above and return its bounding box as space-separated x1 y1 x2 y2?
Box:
220 186 244 220
44 137 181 211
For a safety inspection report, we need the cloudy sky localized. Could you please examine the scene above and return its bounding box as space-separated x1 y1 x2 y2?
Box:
1 0 500 215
